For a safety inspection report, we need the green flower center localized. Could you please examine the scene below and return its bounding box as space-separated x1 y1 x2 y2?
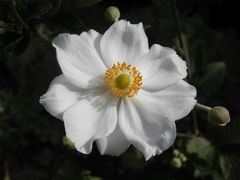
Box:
115 74 130 89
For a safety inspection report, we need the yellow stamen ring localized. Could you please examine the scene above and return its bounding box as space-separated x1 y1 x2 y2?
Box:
105 62 142 97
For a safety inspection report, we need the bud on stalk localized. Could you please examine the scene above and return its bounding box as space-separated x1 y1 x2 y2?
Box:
105 6 120 22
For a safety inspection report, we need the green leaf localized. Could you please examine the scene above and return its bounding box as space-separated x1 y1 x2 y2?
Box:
121 147 145 170
187 137 216 164
35 22 68 42
198 62 225 94
187 137 217 178
219 155 232 179
62 136 75 150
0 21 16 34
218 155 240 180
0 21 7 34
193 165 212 178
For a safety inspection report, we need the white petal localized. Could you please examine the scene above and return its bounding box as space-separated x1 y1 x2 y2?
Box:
96 123 130 156
53 30 106 88
136 44 187 91
100 20 149 67
63 89 118 152
142 80 197 120
39 75 80 119
146 80 197 120
77 139 93 154
119 96 176 160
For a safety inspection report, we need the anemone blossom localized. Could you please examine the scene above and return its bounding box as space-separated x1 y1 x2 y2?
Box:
40 20 197 160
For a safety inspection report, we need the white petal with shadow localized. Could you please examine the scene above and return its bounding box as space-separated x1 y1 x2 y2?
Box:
136 44 187 91
96 123 130 156
39 74 80 120
53 30 106 88
119 95 176 160
63 89 118 152
100 20 149 67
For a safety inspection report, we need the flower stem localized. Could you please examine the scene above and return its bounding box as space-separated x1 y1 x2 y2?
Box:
195 103 212 112
171 0 199 135
192 110 199 135
171 0 184 49
4 161 10 180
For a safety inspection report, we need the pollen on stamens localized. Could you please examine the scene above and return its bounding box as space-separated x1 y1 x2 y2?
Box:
105 62 143 97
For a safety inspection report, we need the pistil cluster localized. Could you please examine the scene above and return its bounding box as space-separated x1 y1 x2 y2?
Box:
105 62 142 97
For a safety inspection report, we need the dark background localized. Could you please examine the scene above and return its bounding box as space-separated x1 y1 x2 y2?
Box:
0 0 240 180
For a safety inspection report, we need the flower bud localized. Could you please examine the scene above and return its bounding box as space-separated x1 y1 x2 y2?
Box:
173 149 180 157
104 6 120 22
171 157 182 169
63 136 75 150
208 106 230 126
180 153 187 162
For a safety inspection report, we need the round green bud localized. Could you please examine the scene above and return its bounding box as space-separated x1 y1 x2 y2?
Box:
173 149 180 157
63 136 75 150
180 154 187 162
171 157 182 169
104 6 120 22
208 106 230 126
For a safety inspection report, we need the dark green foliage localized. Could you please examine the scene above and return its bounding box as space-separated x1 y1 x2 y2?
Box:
1 0 240 180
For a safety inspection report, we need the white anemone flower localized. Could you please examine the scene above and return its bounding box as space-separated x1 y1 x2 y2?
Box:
39 20 197 160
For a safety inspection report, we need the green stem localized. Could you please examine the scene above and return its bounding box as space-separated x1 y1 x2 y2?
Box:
171 0 192 78
195 103 212 112
4 161 10 180
171 0 199 135
171 0 184 49
192 110 199 135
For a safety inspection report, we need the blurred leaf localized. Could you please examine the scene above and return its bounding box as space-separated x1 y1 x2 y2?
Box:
187 137 217 178
190 40 205 75
62 136 75 150
0 23 16 34
61 0 102 12
198 62 225 94
6 31 30 55
3 162 10 180
187 137 216 164
121 147 146 170
26 1 54 22
0 102 3 113
218 155 240 180
220 118 240 144
212 171 225 180
219 155 232 179
0 21 7 34
193 165 212 178
81 170 102 180
35 22 67 41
